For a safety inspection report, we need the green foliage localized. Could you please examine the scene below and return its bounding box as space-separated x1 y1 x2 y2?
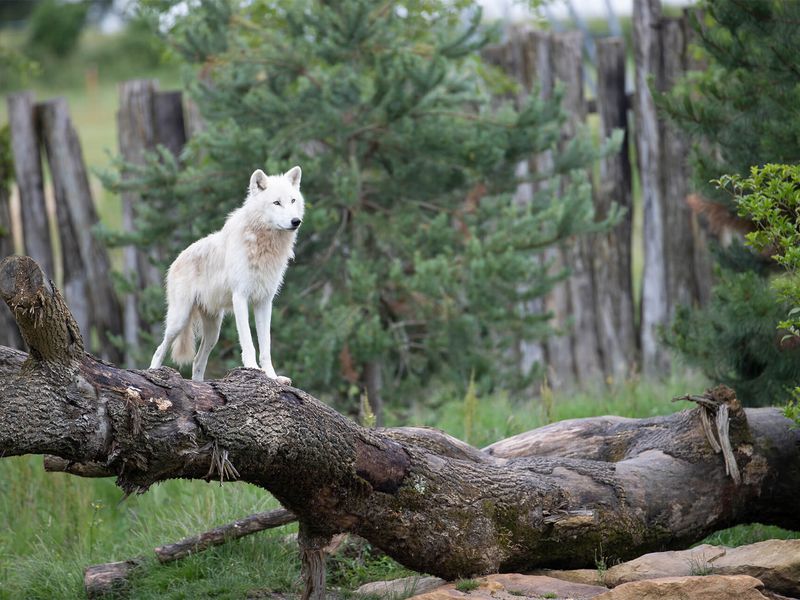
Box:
455 579 480 592
660 0 800 208
719 164 800 333
658 0 800 404
105 0 617 409
0 46 41 91
716 163 800 417
666 268 800 407
327 544 413 591
26 0 89 58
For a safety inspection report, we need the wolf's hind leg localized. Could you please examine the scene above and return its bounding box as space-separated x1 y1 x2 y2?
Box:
150 300 193 369
192 311 223 381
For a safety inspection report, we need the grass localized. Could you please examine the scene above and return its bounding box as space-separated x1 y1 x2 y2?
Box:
454 579 480 593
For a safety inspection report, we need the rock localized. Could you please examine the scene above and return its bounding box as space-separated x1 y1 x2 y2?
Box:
355 576 446 598
594 575 771 600
531 569 605 587
603 543 724 586
604 539 800 596
408 573 608 600
712 539 800 596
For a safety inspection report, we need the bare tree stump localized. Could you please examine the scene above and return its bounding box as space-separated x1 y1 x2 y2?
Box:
84 559 141 599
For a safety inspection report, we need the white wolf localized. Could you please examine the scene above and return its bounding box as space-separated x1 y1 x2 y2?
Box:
149 166 305 384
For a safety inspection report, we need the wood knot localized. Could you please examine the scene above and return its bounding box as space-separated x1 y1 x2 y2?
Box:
354 438 411 494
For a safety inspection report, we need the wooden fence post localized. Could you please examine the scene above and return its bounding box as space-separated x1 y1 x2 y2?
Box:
153 90 188 158
633 0 670 375
594 37 637 381
7 92 55 280
38 98 124 364
529 29 578 388
0 159 22 348
551 30 605 385
660 17 699 312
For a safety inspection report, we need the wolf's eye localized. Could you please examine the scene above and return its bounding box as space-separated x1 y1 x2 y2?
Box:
291 198 296 204
273 200 281 206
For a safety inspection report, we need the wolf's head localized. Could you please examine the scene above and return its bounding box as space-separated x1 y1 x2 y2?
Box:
247 166 305 231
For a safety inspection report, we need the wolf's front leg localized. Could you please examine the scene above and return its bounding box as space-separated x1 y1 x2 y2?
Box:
232 291 259 370
254 297 291 386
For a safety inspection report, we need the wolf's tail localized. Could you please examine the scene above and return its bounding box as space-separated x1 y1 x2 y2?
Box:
170 310 198 366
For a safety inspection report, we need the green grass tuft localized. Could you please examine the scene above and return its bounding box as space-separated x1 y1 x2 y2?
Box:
454 579 479 593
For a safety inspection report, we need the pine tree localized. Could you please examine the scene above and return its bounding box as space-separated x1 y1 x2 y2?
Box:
107 0 615 416
659 0 800 406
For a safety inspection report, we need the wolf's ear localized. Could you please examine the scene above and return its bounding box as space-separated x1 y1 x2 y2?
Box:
250 169 268 193
285 165 302 188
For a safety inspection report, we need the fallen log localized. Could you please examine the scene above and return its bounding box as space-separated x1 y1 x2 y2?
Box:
2 255 800 600
154 507 295 563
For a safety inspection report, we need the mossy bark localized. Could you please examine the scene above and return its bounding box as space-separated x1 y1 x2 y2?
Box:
2 255 800 583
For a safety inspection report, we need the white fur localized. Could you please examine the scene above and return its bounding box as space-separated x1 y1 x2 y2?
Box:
150 166 305 383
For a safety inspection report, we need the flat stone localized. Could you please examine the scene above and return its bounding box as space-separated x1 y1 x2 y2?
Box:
604 539 800 596
712 539 800 596
408 573 608 600
355 576 446 598
604 543 724 586
531 568 605 587
594 575 770 600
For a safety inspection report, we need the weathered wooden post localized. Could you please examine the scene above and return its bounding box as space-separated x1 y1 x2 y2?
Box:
551 30 605 385
634 0 712 375
594 37 637 380
529 29 577 388
660 15 712 312
0 137 22 348
118 79 158 366
38 98 124 364
7 92 55 280
117 80 188 366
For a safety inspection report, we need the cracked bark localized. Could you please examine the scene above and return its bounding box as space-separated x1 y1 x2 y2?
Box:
2 255 800 597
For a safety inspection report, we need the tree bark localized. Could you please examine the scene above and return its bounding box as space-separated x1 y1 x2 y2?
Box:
2 256 800 588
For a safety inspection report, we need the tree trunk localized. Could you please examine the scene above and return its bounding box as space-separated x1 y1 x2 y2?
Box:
2 255 799 588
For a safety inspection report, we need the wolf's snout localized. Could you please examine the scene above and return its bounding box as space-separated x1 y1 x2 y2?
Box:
291 218 302 229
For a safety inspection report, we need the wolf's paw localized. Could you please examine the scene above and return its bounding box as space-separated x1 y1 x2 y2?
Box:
274 375 292 386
